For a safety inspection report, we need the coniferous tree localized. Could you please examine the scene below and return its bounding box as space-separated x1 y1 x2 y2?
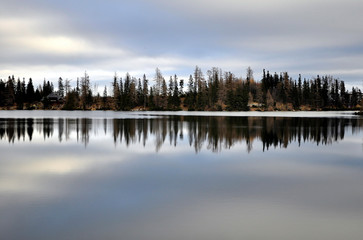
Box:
179 78 184 97
298 74 302 105
80 72 92 110
185 75 195 110
5 76 16 106
21 78 26 101
102 86 108 110
63 90 79 110
58 77 64 98
26 78 35 103
302 79 310 105
167 76 174 109
123 73 131 110
169 74 180 110
321 76 329 108
119 77 124 109
340 81 347 107
142 74 148 108
15 78 24 109
351 87 358 108
137 78 143 107
154 68 163 108
291 81 300 109
76 78 80 97
149 87 155 109
129 77 137 108
161 78 168 110
112 74 121 110
0 79 6 106
65 79 71 96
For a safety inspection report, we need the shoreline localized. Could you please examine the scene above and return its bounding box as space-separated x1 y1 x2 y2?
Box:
0 109 360 119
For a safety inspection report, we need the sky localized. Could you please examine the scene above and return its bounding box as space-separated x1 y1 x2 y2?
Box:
1 0 363 90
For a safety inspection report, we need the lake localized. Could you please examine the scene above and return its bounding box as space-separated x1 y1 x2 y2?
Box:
0 110 362 240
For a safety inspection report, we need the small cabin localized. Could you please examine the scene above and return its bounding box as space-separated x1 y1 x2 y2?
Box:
47 92 63 102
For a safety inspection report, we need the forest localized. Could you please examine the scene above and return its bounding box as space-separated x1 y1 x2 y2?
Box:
0 66 362 111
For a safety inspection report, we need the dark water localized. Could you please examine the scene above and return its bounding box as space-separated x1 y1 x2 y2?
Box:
0 111 362 240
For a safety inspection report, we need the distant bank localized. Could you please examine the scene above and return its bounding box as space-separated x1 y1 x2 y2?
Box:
1 67 362 112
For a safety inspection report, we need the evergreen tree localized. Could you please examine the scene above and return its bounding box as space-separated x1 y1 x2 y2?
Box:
142 74 148 108
137 78 143 107
80 71 92 110
112 73 121 110
161 78 168 109
171 74 180 109
340 81 347 107
26 78 35 103
129 77 137 108
0 79 5 106
65 79 71 96
321 76 329 108
167 76 174 109
291 81 300 109
76 78 80 96
154 68 163 108
123 73 131 110
302 79 310 105
58 77 64 97
149 87 155 109
351 87 358 107
179 78 184 97
102 86 108 110
185 75 195 110
298 74 302 105
5 76 16 106
15 78 24 109
119 78 124 109
63 90 79 110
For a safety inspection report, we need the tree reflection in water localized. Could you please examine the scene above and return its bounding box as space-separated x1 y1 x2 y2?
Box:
0 116 362 153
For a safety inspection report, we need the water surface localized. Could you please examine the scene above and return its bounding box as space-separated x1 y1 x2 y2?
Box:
0 111 362 240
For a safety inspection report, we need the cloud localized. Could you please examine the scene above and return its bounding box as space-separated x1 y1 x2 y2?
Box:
0 0 363 88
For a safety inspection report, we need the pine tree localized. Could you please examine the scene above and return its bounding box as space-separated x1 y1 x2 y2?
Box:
26 78 35 103
340 81 347 107
161 78 168 109
167 76 174 109
302 79 310 105
179 78 184 97
172 74 180 109
321 76 329 108
154 68 163 108
142 74 148 108
80 71 92 109
0 79 5 106
65 79 71 96
15 78 24 109
6 76 16 106
58 77 64 97
129 77 137 108
102 86 108 110
112 73 121 110
185 75 195 110
137 78 143 107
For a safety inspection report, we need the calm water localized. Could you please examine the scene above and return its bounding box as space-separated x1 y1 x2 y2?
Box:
0 111 362 240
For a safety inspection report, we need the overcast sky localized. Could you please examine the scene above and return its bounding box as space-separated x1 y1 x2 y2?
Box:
1 0 363 89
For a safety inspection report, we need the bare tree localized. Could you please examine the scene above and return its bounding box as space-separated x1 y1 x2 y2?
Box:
80 71 91 109
65 79 71 95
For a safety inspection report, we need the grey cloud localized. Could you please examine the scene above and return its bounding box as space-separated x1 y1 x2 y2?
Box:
0 0 363 87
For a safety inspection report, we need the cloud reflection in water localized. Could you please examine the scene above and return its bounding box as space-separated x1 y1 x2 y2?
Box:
0 115 363 240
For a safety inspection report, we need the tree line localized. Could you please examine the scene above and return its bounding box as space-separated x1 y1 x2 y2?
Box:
0 66 362 111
